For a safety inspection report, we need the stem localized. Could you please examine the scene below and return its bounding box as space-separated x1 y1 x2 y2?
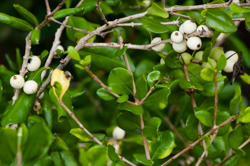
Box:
96 0 109 25
116 21 181 27
215 137 250 166
161 113 239 166
140 114 151 160
58 100 137 166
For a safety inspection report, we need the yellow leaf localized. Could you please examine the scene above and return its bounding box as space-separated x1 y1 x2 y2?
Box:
51 69 72 100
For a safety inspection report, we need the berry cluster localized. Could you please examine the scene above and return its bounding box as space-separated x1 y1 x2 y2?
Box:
10 55 41 95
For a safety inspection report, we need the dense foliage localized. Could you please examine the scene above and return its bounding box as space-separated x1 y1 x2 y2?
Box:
1 0 250 166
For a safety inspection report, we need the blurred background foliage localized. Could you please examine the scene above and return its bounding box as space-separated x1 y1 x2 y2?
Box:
1 0 250 165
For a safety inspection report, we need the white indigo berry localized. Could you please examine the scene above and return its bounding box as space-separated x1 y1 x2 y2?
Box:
27 56 41 72
196 25 210 37
151 37 165 52
171 31 183 43
172 39 187 53
183 20 197 34
223 60 235 73
10 75 25 89
187 37 202 50
179 24 185 34
225 50 238 63
23 80 38 95
113 126 125 140
54 45 64 59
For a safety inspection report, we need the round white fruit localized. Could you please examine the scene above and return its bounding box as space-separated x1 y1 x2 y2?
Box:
10 75 25 89
201 59 217 69
223 60 235 73
143 0 151 7
194 51 204 61
179 24 185 34
113 126 125 140
171 31 183 43
151 37 165 52
183 20 197 34
187 37 202 50
196 25 209 37
23 80 38 95
172 39 187 53
225 50 238 63
27 56 41 72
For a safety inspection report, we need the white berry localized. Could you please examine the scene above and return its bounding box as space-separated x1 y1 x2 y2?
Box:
172 39 187 53
187 37 202 50
113 126 125 140
171 31 183 43
10 75 25 89
27 56 41 72
179 24 185 34
54 45 64 59
223 60 235 73
23 80 38 95
183 20 197 34
196 25 210 37
151 37 165 52
225 50 238 63
143 0 151 7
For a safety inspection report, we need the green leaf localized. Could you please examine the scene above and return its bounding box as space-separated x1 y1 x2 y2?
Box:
107 145 119 162
51 137 68 151
200 68 214 82
78 0 96 14
116 94 129 103
113 27 126 40
237 107 250 123
229 124 243 149
118 102 143 115
185 10 205 24
133 154 154 165
230 86 243 114
202 42 213 62
195 110 213 127
216 111 231 136
66 16 89 42
230 4 250 14
0 12 33 31
199 75 225 97
108 68 133 95
87 145 107 166
53 8 84 19
100 1 113 15
217 54 227 71
0 128 17 165
240 73 250 84
164 50 182 69
33 156 54 166
13 4 39 26
135 76 148 100
149 130 175 159
140 16 170 33
147 3 169 18
70 128 105 143
143 117 162 141
30 29 40 45
116 112 140 131
147 70 160 88
144 87 170 110
59 150 79 166
206 9 237 33
68 46 81 61
0 79 2 102
22 122 54 166
185 115 199 141
179 80 204 91
208 137 226 159
97 87 115 101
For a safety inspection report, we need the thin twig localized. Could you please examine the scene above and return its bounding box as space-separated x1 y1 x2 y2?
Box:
58 100 137 166
162 0 165 8
51 0 67 15
161 114 239 166
215 137 250 166
169 12 191 19
45 0 51 14
96 0 109 25
140 114 151 160
116 21 181 27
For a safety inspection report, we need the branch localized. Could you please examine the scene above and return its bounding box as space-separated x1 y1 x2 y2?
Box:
140 114 151 160
161 114 239 166
215 137 250 166
116 21 181 27
58 100 137 166
51 0 67 15
162 0 165 8
45 0 51 14
169 12 191 19
96 0 109 25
